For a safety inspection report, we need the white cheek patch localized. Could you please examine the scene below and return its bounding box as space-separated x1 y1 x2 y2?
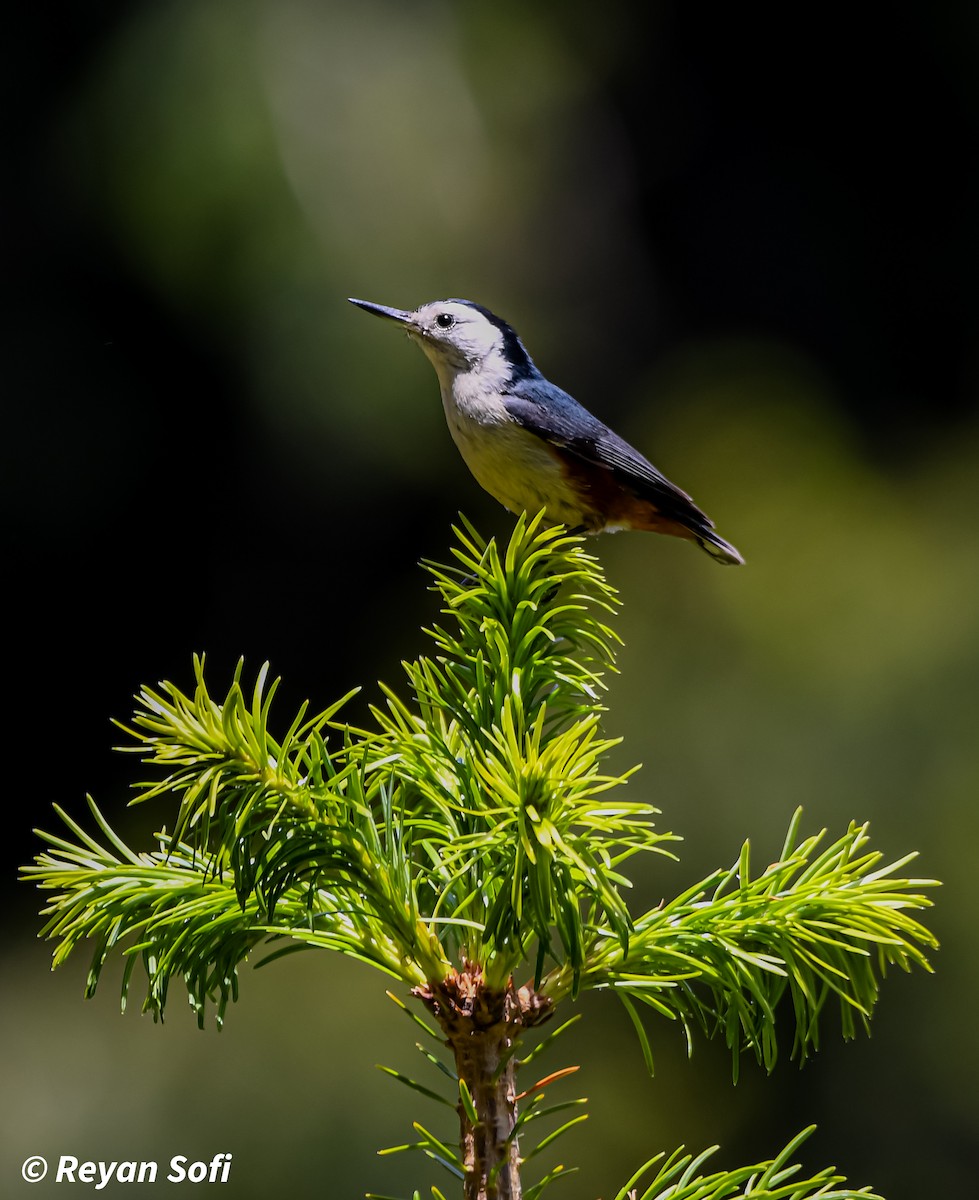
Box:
470 343 512 394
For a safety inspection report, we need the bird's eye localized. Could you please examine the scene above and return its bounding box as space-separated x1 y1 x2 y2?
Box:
435 312 455 329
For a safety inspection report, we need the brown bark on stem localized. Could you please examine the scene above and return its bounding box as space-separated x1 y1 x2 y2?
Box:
414 964 553 1200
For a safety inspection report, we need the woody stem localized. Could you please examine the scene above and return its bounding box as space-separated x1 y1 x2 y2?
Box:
413 966 553 1200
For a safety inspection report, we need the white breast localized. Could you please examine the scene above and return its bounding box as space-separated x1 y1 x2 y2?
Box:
438 375 585 524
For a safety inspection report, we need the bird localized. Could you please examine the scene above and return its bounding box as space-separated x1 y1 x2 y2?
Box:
348 297 744 565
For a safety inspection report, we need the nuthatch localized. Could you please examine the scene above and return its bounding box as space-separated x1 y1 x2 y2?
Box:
349 297 744 565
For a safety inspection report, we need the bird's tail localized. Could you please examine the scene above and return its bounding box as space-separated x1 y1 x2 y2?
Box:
696 529 745 566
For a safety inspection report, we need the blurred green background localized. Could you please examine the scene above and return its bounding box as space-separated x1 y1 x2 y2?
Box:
5 2 977 1196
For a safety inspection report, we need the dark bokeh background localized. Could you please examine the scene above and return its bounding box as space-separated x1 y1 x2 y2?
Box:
5 2 977 1197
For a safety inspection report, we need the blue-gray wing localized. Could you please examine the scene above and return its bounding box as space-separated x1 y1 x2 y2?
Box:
501 382 705 520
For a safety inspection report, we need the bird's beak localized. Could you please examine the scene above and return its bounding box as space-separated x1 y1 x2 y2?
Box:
348 298 413 325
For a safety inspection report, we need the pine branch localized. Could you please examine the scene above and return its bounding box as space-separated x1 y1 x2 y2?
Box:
360 514 679 987
611 1125 880 1200
25 796 433 1024
546 811 938 1074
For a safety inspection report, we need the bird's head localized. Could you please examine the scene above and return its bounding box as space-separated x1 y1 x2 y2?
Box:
349 297 536 385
